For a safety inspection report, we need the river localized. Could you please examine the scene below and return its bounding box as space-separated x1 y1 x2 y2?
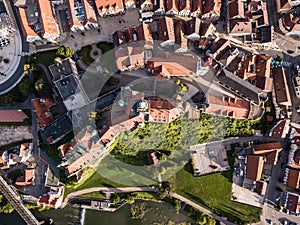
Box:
0 200 196 225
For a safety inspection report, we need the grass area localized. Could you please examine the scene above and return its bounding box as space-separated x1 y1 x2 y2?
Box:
64 168 126 198
34 50 58 67
175 160 261 225
0 139 32 151
77 191 106 199
77 45 94 66
96 42 114 54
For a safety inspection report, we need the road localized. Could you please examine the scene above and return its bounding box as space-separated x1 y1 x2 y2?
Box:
172 193 235 225
0 176 40 225
0 0 25 95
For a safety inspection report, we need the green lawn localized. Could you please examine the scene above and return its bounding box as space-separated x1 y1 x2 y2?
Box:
175 162 261 224
77 45 94 66
34 50 58 67
64 168 127 198
96 42 114 54
77 191 106 200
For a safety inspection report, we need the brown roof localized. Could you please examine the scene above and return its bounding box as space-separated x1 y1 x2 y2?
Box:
32 98 56 129
253 180 267 195
202 0 221 16
156 17 175 43
15 169 34 186
206 95 250 119
270 120 289 138
246 155 264 181
147 151 159 165
286 169 300 189
0 110 28 123
147 54 199 78
253 142 282 165
228 0 244 18
229 19 252 35
277 0 292 12
285 192 300 213
272 67 292 106
236 54 272 91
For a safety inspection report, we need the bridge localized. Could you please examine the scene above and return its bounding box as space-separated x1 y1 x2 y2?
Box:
0 176 40 225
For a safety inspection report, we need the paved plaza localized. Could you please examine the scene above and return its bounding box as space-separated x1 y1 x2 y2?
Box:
0 126 33 147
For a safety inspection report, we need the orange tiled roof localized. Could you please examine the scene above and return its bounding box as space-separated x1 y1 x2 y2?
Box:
95 0 124 14
18 7 39 39
147 54 199 78
67 0 85 28
83 0 97 23
38 0 59 39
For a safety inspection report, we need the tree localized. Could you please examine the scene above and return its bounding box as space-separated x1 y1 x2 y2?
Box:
18 77 33 96
174 199 181 211
0 195 14 214
57 45 74 58
35 79 51 96
23 63 36 75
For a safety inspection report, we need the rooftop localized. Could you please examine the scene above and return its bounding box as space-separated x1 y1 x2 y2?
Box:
246 154 264 181
0 110 28 123
40 115 73 144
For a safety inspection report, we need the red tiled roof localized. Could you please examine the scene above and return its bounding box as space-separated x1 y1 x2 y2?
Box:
32 98 56 129
272 67 292 106
285 192 300 213
147 54 199 78
246 155 264 181
95 0 124 14
157 17 175 43
0 110 28 123
253 142 282 165
206 95 250 119
286 169 300 189
15 169 34 186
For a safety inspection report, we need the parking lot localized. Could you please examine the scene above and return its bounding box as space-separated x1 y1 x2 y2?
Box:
190 142 229 176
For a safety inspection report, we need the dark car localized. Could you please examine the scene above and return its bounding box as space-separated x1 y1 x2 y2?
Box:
287 50 294 54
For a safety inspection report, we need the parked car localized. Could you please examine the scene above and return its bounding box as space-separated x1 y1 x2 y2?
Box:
266 219 273 224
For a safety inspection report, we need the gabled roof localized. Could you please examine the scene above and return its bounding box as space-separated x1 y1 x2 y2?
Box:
228 0 244 19
217 69 265 104
253 142 282 165
206 95 250 119
286 168 300 189
156 17 175 43
0 110 28 123
38 0 59 40
17 6 41 41
246 155 264 181
272 67 292 106
285 192 300 213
